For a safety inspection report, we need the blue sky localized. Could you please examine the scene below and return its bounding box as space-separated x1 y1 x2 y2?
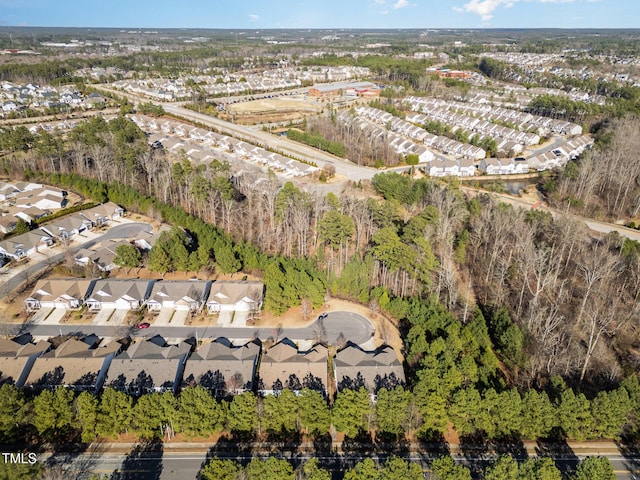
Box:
0 0 636 29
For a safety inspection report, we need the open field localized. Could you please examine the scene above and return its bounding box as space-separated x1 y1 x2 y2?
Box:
228 96 321 115
224 96 322 124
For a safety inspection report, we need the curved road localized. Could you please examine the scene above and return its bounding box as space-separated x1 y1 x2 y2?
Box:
4 311 375 345
0 222 152 301
462 187 640 243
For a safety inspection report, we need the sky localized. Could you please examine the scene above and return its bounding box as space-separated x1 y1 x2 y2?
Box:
0 0 637 29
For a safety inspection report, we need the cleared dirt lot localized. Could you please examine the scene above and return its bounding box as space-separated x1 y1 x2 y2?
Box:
228 96 321 115
224 96 322 125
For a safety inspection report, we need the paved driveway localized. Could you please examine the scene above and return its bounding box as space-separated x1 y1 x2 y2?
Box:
29 308 53 324
91 308 114 325
41 308 66 325
217 311 233 326
109 309 129 325
232 311 248 327
171 310 189 326
153 308 174 326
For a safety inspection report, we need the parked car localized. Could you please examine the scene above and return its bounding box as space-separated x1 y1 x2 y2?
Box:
136 322 150 329
318 312 328 320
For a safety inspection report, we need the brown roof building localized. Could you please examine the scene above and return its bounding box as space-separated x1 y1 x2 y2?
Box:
104 335 191 395
0 337 50 387
24 336 120 391
334 344 405 393
182 338 260 396
24 278 95 312
258 339 327 395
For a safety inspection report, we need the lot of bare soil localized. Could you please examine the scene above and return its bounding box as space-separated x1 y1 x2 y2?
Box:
222 96 322 125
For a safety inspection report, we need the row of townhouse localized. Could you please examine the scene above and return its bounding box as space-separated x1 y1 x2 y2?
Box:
0 182 67 234
478 157 531 175
426 158 477 177
25 278 264 315
131 115 318 177
113 66 368 101
343 110 486 162
1 334 404 398
406 107 541 147
405 96 582 137
0 202 123 261
339 112 434 164
0 82 106 112
527 135 593 171
72 226 168 273
112 79 189 101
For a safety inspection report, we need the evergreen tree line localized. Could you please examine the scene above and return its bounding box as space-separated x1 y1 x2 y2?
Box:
286 128 347 158
3 368 640 448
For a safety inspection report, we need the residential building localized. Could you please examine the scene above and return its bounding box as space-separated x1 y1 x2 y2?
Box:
182 338 260 396
24 278 95 312
24 336 120 391
104 336 191 395
85 279 155 311
205 281 264 314
0 337 50 387
334 344 405 393
147 280 211 313
0 229 54 260
80 202 124 226
258 339 328 395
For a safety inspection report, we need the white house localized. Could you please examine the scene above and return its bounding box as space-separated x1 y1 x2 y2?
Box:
205 281 264 314
25 279 95 312
146 280 211 313
0 229 54 260
86 279 155 311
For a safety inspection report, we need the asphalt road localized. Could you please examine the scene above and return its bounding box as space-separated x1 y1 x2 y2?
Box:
467 188 640 243
39 447 640 480
2 311 374 345
161 105 380 182
0 222 152 302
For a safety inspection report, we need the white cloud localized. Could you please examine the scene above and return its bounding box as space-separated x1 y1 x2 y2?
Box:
373 0 386 4
393 0 409 9
454 0 515 20
249 14 260 22
455 0 581 21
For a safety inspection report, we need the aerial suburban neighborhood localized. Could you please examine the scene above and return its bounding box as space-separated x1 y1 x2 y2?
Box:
0 5 640 479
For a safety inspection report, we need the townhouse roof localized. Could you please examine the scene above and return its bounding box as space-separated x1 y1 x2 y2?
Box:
259 339 328 392
86 279 155 304
334 343 405 392
104 337 191 391
0 338 50 386
182 338 260 390
206 281 264 306
148 280 211 306
24 337 119 389
26 278 95 303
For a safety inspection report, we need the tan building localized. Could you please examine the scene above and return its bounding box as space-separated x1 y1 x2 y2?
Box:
334 344 405 393
24 337 120 391
259 339 328 395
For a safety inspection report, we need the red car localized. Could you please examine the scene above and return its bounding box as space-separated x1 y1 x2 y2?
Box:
136 322 150 329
